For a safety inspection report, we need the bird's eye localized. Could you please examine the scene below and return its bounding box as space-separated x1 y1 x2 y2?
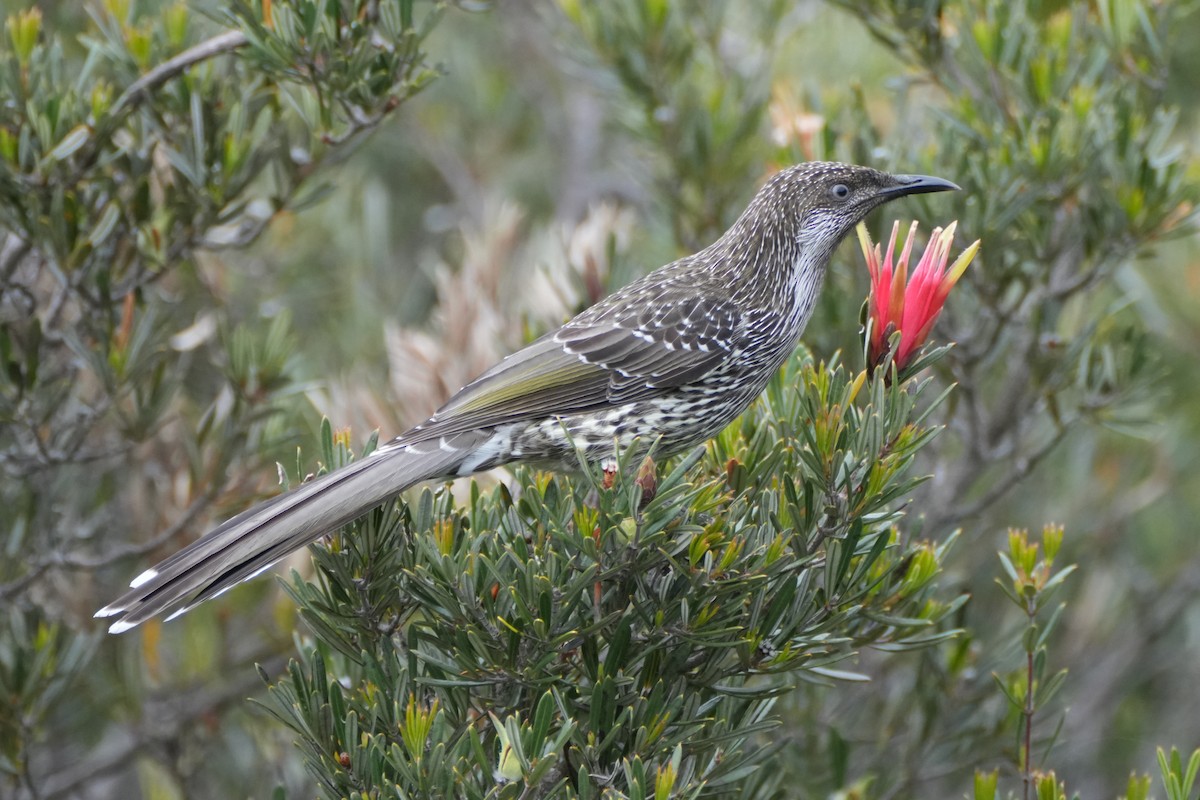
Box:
830 183 851 201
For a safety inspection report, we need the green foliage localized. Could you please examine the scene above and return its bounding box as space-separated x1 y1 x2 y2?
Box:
262 350 962 797
828 0 1196 496
977 526 1075 799
764 3 1198 791
230 0 442 130
1121 771 1153 800
5 0 1200 797
555 0 791 250
1157 747 1200 800
0 614 97 781
0 0 448 796
968 748 1200 800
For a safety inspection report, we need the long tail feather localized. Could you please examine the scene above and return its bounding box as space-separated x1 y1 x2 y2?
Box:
95 440 470 633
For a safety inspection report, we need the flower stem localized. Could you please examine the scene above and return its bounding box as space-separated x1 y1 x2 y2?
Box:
1022 597 1036 800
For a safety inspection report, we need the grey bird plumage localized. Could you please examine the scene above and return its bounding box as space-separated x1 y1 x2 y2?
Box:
96 161 959 633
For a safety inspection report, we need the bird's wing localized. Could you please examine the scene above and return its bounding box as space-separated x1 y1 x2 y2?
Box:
560 289 742 402
404 288 742 442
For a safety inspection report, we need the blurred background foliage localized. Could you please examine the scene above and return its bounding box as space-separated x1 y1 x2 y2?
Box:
3 0 1200 797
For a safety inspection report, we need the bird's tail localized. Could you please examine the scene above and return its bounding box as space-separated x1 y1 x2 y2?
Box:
95 439 470 633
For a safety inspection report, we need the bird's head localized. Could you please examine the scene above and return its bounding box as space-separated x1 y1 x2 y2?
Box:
743 161 961 253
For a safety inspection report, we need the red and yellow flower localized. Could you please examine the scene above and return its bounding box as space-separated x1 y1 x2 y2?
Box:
857 220 980 371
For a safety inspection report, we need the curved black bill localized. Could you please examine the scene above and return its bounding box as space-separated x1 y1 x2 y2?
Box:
881 173 961 197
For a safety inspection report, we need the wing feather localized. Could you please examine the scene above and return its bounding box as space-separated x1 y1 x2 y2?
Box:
402 287 743 443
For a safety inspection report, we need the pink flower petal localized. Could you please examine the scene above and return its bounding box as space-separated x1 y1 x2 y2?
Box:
861 219 980 370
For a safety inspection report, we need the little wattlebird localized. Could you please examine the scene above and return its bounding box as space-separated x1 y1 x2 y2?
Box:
96 161 959 633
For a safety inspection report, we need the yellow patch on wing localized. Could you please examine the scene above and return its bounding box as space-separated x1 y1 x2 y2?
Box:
434 341 603 421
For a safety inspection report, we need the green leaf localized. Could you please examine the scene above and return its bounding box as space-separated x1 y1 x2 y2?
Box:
45 125 90 162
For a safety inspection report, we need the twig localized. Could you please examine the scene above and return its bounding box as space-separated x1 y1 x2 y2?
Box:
64 493 215 570
65 29 250 183
0 232 32 281
0 493 214 601
1022 596 1036 800
933 421 1070 530
110 29 249 116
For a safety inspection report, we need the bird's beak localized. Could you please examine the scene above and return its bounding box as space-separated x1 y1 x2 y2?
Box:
880 173 961 197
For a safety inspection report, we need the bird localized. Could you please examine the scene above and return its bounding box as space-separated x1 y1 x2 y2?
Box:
96 161 959 633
